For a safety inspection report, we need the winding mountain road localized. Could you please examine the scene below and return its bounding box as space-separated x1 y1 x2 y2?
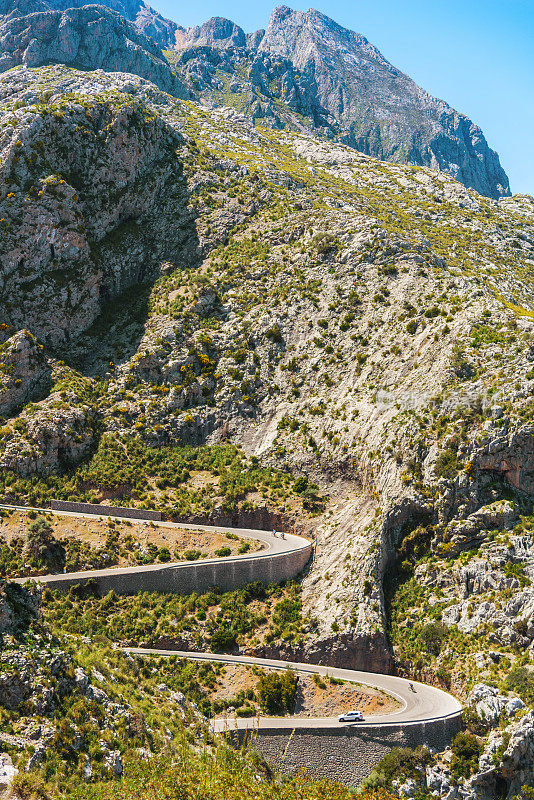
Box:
4 503 312 593
5 502 462 730
125 648 462 730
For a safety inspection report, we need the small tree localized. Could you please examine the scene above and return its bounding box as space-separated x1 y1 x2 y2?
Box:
256 669 297 714
450 732 482 779
23 517 65 573
360 746 432 790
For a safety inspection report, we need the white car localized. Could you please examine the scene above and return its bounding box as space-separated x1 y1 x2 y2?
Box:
338 710 364 723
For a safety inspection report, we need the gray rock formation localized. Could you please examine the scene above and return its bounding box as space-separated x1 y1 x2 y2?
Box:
187 16 246 49
0 330 51 417
469 683 525 725
0 753 17 793
0 398 97 475
0 66 196 347
0 3 189 98
170 6 510 198
0 0 186 51
257 6 510 199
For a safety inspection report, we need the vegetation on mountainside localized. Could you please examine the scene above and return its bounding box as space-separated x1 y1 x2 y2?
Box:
504 667 534 706
449 732 483 780
0 438 325 519
42 580 312 656
388 574 474 668
1 68 534 800
0 582 391 800
66 754 398 800
360 746 432 791
256 669 298 715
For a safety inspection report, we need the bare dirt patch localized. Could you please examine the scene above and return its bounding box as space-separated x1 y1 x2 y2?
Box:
211 663 400 718
0 509 262 572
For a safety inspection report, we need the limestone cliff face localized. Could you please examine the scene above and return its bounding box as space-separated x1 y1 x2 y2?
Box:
0 3 189 97
0 330 51 416
0 67 196 346
186 16 246 49
257 6 510 199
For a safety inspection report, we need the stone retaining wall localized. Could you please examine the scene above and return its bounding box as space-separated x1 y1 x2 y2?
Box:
50 500 162 521
33 543 313 596
227 716 462 787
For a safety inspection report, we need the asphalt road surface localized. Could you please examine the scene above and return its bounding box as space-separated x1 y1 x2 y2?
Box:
125 649 463 731
4 502 461 731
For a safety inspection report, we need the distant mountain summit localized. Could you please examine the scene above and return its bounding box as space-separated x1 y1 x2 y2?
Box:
255 6 510 198
0 0 510 198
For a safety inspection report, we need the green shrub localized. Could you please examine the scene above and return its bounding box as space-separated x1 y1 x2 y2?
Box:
417 622 449 655
512 787 534 800
209 624 237 650
9 773 49 800
435 447 462 480
265 325 283 344
293 476 309 494
504 666 534 706
450 732 482 779
256 669 297 714
184 550 202 561
462 707 490 735
311 232 340 256
360 746 432 790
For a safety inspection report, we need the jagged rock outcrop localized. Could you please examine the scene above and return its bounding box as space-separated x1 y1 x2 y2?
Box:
0 753 16 793
0 66 197 346
0 3 189 97
0 330 51 416
427 711 534 799
0 582 38 637
469 683 525 725
186 16 246 49
0 397 97 475
170 6 510 198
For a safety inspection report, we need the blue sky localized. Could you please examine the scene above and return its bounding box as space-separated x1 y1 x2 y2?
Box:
158 0 533 195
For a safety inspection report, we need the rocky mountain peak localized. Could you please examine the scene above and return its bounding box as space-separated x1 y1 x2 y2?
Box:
261 5 387 63
186 16 246 49
256 5 510 199
0 0 512 198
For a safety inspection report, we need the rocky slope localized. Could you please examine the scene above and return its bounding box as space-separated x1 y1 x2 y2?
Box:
0 1 189 97
0 1 510 199
0 63 532 659
0 579 230 796
0 63 532 799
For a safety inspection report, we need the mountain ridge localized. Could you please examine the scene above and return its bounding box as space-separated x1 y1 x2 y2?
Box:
0 0 511 199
